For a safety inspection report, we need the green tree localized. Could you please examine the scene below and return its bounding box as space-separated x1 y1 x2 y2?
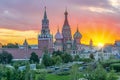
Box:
52 50 63 57
0 51 13 64
74 55 80 61
0 65 15 80
2 43 19 48
36 69 47 80
62 53 73 63
30 52 39 63
55 56 62 65
84 64 107 80
107 70 118 80
42 50 53 67
89 53 95 59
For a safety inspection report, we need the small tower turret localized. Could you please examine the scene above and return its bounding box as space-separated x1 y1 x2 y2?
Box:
23 39 28 48
89 39 93 49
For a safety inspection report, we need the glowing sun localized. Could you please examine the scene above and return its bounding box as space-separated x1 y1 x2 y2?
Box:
98 43 104 48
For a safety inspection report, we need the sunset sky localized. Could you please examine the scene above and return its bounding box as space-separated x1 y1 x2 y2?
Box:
0 0 120 46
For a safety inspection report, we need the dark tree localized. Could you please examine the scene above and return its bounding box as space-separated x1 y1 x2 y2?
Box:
42 50 53 67
89 53 95 59
52 50 63 57
62 52 73 63
2 43 19 48
0 51 13 64
29 52 39 63
74 55 80 61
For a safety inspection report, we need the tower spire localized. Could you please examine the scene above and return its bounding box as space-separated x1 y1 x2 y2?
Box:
44 6 47 19
64 8 69 25
57 25 59 32
77 24 79 32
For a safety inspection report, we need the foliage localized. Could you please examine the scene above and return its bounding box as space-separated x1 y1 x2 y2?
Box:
0 65 13 80
101 59 120 68
12 60 29 69
84 64 107 80
89 53 95 59
61 53 73 63
36 63 45 69
42 50 53 67
35 69 47 80
79 58 92 63
52 50 63 57
70 64 79 80
110 63 120 72
52 51 73 64
2 43 19 48
0 51 13 64
74 55 80 61
57 71 70 76
45 74 70 80
84 64 118 80
52 55 62 65
29 52 39 63
107 70 118 80
15 64 35 80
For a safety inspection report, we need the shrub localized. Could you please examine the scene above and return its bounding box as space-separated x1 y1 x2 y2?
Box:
79 58 92 63
110 63 120 72
57 71 70 76
102 59 120 68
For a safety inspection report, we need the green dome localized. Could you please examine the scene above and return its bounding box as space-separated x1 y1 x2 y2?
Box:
73 29 82 39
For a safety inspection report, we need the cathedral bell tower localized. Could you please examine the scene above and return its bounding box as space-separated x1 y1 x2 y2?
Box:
38 7 53 52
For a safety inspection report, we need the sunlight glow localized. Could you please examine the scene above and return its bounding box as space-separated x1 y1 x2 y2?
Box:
0 28 38 45
98 43 104 48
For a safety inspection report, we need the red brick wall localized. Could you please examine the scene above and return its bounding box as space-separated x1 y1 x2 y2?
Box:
0 48 43 59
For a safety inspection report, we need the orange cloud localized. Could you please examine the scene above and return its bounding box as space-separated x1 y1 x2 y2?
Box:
0 28 38 45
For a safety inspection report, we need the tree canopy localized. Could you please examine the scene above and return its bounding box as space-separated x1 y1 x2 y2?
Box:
29 52 39 63
0 51 13 64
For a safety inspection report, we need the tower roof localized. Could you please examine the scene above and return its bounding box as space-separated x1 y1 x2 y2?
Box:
89 39 93 46
73 27 82 39
63 9 69 26
55 28 63 39
43 7 47 19
62 9 72 41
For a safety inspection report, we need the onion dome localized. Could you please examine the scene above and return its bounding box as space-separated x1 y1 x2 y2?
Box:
55 28 63 39
73 27 82 39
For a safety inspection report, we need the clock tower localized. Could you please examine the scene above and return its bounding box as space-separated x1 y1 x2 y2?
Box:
38 7 53 52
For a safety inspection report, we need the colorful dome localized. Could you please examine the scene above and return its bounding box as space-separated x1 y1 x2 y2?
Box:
55 29 63 39
73 28 82 39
